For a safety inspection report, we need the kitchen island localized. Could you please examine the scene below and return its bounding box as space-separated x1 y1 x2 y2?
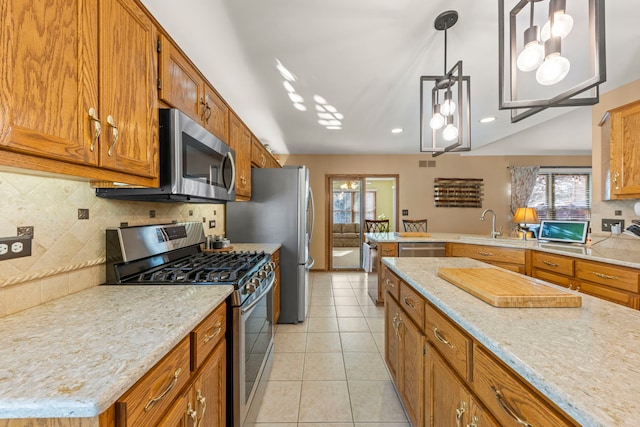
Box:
383 256 640 426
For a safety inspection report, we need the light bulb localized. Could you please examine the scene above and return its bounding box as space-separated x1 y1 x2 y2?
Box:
430 113 444 130
536 53 570 85
442 123 458 141
541 12 574 41
517 41 544 72
441 91 457 117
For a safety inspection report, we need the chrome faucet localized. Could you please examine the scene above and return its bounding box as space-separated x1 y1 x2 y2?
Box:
480 209 502 239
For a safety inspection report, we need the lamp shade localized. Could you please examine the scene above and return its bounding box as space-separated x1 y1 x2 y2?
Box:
512 207 539 224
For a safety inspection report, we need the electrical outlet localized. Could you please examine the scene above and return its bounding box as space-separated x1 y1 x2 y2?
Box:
17 226 34 236
0 236 32 260
602 218 625 232
402 209 409 216
209 219 216 229
78 209 89 220
189 210 193 216
149 210 156 218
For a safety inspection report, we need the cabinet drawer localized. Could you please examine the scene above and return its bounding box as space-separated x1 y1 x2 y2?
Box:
449 243 525 265
191 302 226 371
379 243 399 257
382 265 401 301
532 251 574 276
425 303 471 380
532 268 574 289
576 260 639 292
473 345 573 427
578 281 639 309
116 336 191 427
399 282 425 327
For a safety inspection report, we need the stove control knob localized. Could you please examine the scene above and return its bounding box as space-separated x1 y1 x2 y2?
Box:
246 282 257 294
258 270 267 279
251 277 261 288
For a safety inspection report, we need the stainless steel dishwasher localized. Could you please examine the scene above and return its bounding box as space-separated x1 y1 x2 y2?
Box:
398 242 446 257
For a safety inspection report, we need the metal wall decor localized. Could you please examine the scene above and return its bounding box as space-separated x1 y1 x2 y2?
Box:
420 10 471 155
434 178 484 208
498 0 606 123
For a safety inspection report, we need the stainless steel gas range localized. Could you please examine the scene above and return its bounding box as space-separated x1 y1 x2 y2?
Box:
104 221 275 427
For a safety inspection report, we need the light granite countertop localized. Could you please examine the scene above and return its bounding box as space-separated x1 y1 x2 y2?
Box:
0 284 233 419
383 256 640 427
367 232 640 269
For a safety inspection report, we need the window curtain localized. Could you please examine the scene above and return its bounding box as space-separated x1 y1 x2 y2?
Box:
509 166 540 234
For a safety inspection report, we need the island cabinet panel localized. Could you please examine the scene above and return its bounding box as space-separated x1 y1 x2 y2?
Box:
382 264 401 301
531 251 577 289
575 259 640 293
609 99 640 198
1 0 159 186
446 243 527 274
427 345 498 427
472 344 575 427
384 284 425 427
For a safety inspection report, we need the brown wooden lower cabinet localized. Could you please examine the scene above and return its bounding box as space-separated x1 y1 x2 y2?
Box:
383 263 578 426
446 243 527 274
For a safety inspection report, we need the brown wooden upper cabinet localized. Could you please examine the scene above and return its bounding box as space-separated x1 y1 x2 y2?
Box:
158 35 229 143
1 0 159 186
229 112 252 200
609 99 640 198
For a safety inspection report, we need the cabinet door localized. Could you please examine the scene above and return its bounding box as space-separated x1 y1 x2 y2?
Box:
384 293 401 382
428 346 469 427
158 34 202 124
611 100 640 197
99 0 158 178
1 0 98 166
192 340 226 427
400 315 425 427
229 112 251 199
156 391 189 427
203 84 229 143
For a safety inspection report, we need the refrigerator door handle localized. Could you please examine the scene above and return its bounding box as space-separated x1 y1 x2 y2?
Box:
305 255 315 269
308 187 315 243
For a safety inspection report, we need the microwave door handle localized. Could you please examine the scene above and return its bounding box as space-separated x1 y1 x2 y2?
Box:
226 151 236 194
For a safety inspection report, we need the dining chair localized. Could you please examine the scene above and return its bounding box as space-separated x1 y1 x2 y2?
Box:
403 219 428 232
364 219 390 233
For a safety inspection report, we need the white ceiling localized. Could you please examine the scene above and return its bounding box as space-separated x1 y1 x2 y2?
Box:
141 0 640 156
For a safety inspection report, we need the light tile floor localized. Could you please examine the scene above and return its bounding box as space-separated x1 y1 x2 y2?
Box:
246 272 410 427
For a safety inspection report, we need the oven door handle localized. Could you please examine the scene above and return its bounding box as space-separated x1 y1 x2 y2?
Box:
240 276 275 314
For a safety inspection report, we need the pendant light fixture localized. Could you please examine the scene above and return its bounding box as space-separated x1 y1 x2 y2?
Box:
498 0 606 123
420 10 471 155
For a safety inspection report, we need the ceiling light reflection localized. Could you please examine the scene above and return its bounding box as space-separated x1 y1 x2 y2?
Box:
293 103 307 111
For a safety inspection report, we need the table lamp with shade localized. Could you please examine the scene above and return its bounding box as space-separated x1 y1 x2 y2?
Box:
512 207 539 240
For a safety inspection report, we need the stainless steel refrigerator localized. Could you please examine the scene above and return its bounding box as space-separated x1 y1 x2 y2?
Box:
226 166 315 323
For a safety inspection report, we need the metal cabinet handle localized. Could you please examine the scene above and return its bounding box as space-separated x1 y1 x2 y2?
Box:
204 323 222 343
467 415 479 427
542 260 559 267
490 385 533 427
226 151 236 194
403 296 415 309
200 98 212 122
385 278 395 288
477 252 494 257
613 172 620 190
592 271 617 280
144 367 181 412
196 390 207 427
106 115 119 157
456 400 466 427
187 401 197 425
433 326 454 349
88 108 101 152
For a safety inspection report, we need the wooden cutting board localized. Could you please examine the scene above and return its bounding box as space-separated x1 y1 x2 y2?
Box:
437 267 582 308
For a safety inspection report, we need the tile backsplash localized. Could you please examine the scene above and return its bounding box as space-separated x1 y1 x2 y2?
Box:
0 171 225 317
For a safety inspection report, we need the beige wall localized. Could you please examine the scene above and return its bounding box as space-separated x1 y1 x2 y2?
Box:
286 154 591 270
0 171 225 317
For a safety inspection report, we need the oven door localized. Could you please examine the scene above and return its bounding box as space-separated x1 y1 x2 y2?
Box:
233 274 275 426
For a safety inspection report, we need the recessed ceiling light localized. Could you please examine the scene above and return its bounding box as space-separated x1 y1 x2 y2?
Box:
479 116 496 123
391 128 404 134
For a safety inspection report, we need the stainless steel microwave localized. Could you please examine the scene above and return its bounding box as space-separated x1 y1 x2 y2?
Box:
96 109 236 203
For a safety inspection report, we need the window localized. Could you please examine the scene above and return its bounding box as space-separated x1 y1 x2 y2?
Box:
332 190 376 223
527 168 591 220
